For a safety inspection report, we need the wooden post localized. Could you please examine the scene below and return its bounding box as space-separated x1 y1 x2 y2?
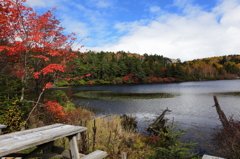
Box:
213 96 230 128
92 119 97 151
122 152 127 159
68 135 81 159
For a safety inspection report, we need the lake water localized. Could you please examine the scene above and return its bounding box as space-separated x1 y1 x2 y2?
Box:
56 79 240 155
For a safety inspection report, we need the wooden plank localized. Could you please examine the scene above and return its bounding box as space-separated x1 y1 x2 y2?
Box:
202 154 225 159
0 123 64 140
0 125 7 129
0 126 86 156
0 124 7 133
0 125 86 144
0 124 87 157
122 152 127 159
4 153 63 158
81 150 108 159
68 135 80 159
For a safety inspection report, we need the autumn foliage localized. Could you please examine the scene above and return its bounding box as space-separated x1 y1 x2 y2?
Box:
0 0 79 94
43 99 66 123
0 0 82 128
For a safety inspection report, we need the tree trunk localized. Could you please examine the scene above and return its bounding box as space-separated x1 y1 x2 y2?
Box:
213 96 230 128
147 108 171 135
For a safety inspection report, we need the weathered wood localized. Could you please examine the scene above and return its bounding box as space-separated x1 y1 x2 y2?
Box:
147 108 171 135
0 124 108 159
122 152 127 159
202 154 225 159
5 153 63 158
81 150 108 159
213 96 229 128
68 135 80 159
0 124 87 157
0 124 7 133
0 123 65 139
76 132 81 140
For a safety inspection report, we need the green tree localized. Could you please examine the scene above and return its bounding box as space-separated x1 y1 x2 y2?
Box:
119 60 128 76
166 64 172 77
109 62 120 78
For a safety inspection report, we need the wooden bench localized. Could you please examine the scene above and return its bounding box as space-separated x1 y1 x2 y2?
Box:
0 124 7 133
202 154 225 159
0 123 107 159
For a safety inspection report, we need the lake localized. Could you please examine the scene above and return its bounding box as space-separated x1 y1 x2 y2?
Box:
55 79 240 155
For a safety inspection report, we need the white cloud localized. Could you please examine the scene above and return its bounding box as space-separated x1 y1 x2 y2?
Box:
25 0 65 7
173 0 193 8
89 0 240 61
63 17 88 37
25 0 46 7
88 0 113 8
150 6 161 13
114 19 150 33
96 0 112 8
75 4 108 24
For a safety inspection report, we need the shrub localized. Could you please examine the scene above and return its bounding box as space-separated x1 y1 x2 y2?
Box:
112 77 123 84
75 78 87 85
120 114 137 132
2 105 25 133
93 79 111 84
212 116 240 159
54 79 70 86
146 123 197 159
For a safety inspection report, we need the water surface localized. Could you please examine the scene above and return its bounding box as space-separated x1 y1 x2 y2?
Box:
54 79 240 155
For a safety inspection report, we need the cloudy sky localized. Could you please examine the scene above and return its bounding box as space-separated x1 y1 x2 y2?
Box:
25 0 240 61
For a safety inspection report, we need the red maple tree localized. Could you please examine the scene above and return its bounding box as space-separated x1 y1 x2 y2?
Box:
0 0 82 124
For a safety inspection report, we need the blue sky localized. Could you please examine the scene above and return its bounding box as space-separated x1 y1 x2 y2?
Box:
25 0 240 61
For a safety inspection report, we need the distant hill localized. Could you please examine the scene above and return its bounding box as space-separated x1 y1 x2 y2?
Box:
181 54 240 80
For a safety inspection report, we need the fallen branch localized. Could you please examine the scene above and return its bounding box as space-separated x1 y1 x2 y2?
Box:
213 96 229 128
147 107 171 135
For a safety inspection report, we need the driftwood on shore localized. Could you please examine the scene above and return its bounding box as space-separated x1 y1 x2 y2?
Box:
147 108 171 135
213 96 229 128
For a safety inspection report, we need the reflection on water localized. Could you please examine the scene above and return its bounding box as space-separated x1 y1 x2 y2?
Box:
53 79 240 155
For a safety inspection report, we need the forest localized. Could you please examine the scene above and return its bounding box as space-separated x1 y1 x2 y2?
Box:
1 0 240 158
55 51 240 86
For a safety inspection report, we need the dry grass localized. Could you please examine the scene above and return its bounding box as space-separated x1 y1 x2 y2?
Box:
77 115 153 159
27 107 153 159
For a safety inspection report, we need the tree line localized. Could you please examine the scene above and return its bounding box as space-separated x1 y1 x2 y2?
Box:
56 51 240 86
